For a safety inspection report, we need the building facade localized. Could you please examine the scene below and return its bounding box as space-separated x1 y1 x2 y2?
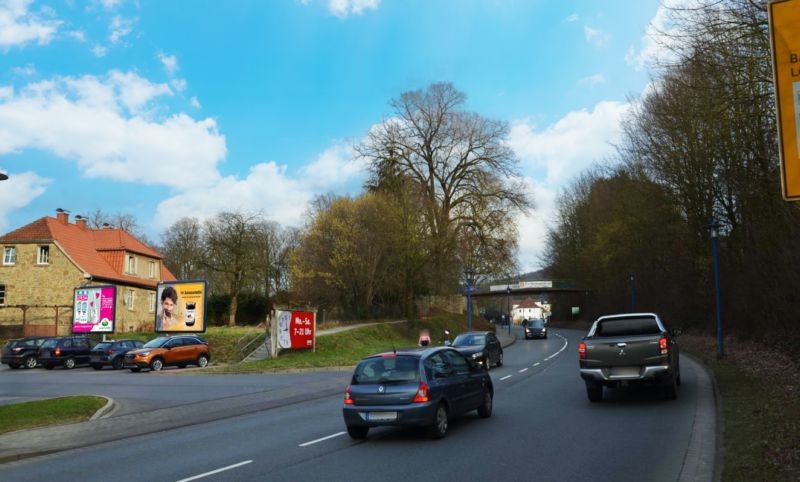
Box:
0 211 176 336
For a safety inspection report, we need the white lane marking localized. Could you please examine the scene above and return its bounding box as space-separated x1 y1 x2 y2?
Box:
299 431 346 447
519 368 528 373
533 362 540 367
176 460 252 482
500 375 512 381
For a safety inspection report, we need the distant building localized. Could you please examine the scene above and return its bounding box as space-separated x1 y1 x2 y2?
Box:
0 210 176 336
512 298 549 324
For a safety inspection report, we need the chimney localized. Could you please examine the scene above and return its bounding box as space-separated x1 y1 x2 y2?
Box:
55 208 69 225
75 215 88 230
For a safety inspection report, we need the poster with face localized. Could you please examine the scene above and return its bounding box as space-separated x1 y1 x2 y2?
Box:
73 286 116 333
155 280 207 333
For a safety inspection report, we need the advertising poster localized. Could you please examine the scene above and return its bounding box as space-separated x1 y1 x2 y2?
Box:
155 280 207 333
276 310 315 349
73 286 116 333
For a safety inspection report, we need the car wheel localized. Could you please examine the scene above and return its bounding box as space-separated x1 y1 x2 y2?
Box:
112 357 124 370
429 404 449 439
44 364 54 370
587 384 603 402
347 426 368 439
24 356 38 369
63 358 76 369
91 364 102 370
197 354 209 368
130 367 141 372
150 358 164 372
477 391 493 418
496 352 503 367
664 377 678 400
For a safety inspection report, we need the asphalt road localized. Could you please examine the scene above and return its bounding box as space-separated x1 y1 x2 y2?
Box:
0 328 705 482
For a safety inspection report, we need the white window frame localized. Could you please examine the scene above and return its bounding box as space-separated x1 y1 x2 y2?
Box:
0 284 5 305
127 255 136 275
3 247 16 265
148 292 156 313
37 246 49 265
126 289 136 311
148 261 156 279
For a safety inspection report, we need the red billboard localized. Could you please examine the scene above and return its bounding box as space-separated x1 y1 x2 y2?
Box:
276 310 315 349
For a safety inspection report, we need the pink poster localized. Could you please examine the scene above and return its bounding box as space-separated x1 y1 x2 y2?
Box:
73 286 117 333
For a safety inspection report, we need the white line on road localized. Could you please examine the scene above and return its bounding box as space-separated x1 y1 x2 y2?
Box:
176 460 252 482
519 368 528 373
299 431 346 447
533 362 540 367
500 375 512 381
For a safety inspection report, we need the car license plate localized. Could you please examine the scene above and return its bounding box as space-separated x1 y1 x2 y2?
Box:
90 356 101 362
368 411 397 422
610 366 640 377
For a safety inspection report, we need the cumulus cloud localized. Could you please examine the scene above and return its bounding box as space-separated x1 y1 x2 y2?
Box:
579 73 605 86
91 44 107 57
158 52 178 75
108 15 135 44
328 0 379 18
12 64 36 76
564 13 578 23
0 71 226 189
625 0 698 70
0 169 51 232
584 25 610 48
301 142 367 189
0 0 61 50
189 96 201 109
515 178 558 272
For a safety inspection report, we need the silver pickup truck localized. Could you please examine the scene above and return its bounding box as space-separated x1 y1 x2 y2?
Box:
578 313 681 402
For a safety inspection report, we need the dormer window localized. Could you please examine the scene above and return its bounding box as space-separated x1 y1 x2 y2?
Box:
149 261 156 278
127 255 136 274
37 246 49 265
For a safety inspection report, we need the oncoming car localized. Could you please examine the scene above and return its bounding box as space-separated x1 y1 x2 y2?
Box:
342 346 494 440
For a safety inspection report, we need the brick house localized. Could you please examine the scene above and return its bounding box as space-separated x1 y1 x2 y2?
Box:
0 210 176 336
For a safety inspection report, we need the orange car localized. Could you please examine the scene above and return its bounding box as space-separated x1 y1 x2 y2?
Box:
124 335 210 372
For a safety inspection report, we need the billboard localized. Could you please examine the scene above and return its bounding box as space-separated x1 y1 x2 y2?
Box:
73 286 117 333
276 310 315 349
155 280 207 333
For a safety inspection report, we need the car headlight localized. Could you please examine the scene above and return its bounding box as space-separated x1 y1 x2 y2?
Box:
542 328 546 332
525 328 531 333
138 351 150 357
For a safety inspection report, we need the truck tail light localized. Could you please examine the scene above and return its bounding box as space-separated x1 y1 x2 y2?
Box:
344 385 354 405
412 382 429 403
659 337 668 355
578 342 587 360
55 347 61 356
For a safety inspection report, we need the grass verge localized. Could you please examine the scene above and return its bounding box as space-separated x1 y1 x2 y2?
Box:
681 335 800 482
0 396 107 435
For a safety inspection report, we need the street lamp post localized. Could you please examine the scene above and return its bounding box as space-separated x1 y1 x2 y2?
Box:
708 219 724 359
465 268 475 332
629 272 636 312
506 285 512 336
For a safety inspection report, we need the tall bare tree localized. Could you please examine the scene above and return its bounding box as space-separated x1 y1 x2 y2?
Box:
160 217 205 280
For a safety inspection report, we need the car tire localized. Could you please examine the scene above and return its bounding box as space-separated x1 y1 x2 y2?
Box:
112 357 124 370
197 354 209 368
44 364 54 370
587 384 603 402
24 356 38 369
496 352 503 367
477 391 493 418
130 367 141 372
347 426 368 439
150 358 164 372
429 404 449 439
63 358 76 369
91 364 102 370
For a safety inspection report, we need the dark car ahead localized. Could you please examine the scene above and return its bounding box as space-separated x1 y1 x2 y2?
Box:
2 336 51 369
90 339 145 370
450 331 503 370
523 319 547 339
343 347 493 439
38 336 94 369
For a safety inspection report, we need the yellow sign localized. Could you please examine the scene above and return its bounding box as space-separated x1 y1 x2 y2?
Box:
155 280 207 333
770 0 800 200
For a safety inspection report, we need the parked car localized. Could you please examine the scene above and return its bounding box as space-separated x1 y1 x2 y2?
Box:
38 336 94 369
90 339 145 370
124 335 210 372
523 319 547 339
1 336 51 369
342 346 494 439
449 331 503 369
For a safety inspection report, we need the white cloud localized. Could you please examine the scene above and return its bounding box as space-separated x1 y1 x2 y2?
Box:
0 170 51 232
328 0 379 18
91 44 107 57
584 25 610 48
515 178 558 272
0 71 226 189
66 30 86 42
158 52 178 75
626 0 698 70
579 73 605 86
301 142 367 189
565 13 578 23
0 0 61 50
96 0 123 9
189 96 201 109
108 15 135 44
170 78 187 92
12 64 36 76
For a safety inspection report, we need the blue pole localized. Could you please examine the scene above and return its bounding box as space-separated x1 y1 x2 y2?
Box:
507 287 511 336
712 236 724 358
467 278 473 332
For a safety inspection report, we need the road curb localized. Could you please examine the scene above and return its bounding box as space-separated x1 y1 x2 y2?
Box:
677 353 720 482
89 396 115 421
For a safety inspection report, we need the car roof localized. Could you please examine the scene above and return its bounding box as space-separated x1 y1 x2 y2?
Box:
455 330 491 335
362 346 455 360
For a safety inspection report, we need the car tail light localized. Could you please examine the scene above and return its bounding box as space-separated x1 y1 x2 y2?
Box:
412 382 429 403
107 349 114 355
659 337 668 355
578 342 587 360
55 347 61 356
344 385 354 405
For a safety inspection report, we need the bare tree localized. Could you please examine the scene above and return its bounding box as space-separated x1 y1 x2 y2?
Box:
160 217 205 280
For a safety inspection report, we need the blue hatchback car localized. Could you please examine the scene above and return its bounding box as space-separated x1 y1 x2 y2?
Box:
342 346 494 439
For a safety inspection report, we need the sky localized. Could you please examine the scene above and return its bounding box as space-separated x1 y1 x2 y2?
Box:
0 0 675 272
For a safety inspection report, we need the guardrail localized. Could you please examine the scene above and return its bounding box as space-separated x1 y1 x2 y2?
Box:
237 331 267 355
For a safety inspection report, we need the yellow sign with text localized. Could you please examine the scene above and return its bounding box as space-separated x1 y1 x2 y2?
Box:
770 0 800 200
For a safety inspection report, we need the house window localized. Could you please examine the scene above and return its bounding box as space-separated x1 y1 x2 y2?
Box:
0 284 5 305
148 292 156 313
148 261 156 279
37 246 49 265
127 255 136 274
3 247 16 265
126 289 136 311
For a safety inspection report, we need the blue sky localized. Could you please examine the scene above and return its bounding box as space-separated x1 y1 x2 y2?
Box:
0 0 673 271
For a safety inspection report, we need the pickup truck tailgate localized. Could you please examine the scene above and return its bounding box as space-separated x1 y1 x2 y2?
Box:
583 335 664 368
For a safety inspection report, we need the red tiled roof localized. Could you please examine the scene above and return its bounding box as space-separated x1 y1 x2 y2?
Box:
0 215 171 288
516 298 539 309
161 264 176 282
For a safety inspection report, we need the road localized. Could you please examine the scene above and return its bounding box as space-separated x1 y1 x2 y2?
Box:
0 328 711 481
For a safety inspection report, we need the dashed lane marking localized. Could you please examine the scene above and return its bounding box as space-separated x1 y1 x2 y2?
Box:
299 431 347 447
176 460 252 482
500 375 512 381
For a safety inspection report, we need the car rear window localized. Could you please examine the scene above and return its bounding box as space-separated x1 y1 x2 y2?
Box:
94 342 112 350
453 333 486 346
353 355 419 384
595 317 662 337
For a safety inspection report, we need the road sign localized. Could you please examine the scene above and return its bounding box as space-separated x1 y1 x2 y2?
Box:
769 0 800 200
